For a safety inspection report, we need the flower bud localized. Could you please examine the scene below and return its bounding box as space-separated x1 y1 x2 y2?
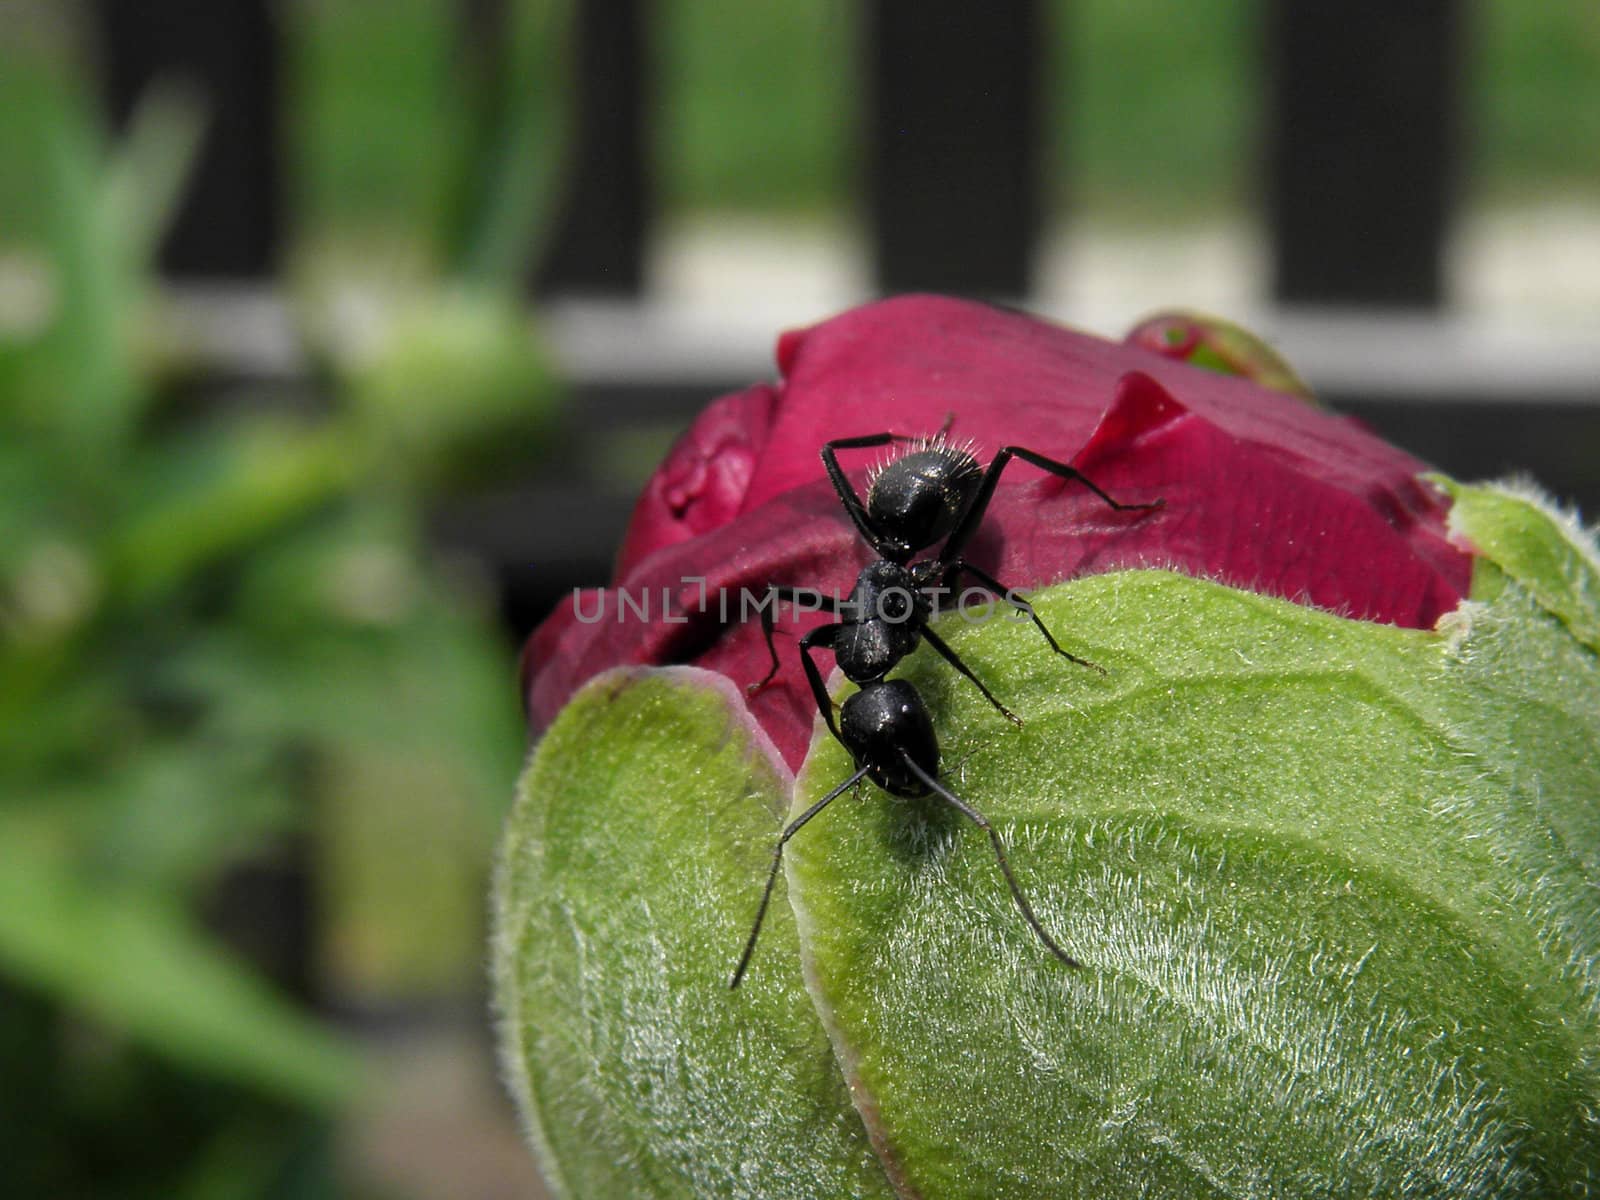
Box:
496 297 1599 1198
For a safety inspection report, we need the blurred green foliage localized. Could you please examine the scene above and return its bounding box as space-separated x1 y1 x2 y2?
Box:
292 0 465 243
0 10 560 1197
654 0 1600 221
658 0 855 214
3 1 1595 254
290 0 569 289
1473 2 1600 203
1055 0 1257 220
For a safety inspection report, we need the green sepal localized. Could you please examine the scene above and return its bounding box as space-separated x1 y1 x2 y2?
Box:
790 568 1600 1198
491 667 895 1200
1432 475 1600 653
495 483 1600 1198
1127 310 1315 401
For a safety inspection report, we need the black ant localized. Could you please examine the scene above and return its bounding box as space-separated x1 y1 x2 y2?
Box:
748 429 1163 724
729 427 1162 989
728 674 1076 989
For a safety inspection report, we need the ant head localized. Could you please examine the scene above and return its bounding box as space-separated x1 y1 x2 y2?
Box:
866 442 983 561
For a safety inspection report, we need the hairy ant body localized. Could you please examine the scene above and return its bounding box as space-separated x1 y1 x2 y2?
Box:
730 426 1162 988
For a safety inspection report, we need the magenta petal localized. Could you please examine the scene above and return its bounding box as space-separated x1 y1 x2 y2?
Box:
1061 372 1466 626
616 383 782 577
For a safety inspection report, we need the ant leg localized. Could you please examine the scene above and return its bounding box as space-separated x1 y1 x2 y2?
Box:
942 445 1163 563
900 756 1081 970
731 762 872 989
796 623 845 744
919 624 1023 727
949 560 1105 675
748 587 843 695
821 433 903 557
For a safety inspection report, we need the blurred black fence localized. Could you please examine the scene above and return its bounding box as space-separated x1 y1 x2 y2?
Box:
95 0 1600 638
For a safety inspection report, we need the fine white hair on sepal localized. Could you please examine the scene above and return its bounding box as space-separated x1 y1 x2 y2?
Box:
1488 475 1600 577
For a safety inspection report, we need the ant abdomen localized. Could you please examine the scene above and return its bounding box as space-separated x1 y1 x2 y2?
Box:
839 680 938 799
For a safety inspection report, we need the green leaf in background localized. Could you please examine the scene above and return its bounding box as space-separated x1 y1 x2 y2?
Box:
341 289 560 490
493 668 895 1200
447 0 571 290
8 70 203 468
108 420 360 608
496 481 1600 1198
0 824 361 1107
21 73 134 461
103 82 207 278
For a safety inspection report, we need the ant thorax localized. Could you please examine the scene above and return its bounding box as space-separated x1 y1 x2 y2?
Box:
865 438 983 561
844 560 919 621
836 560 924 683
